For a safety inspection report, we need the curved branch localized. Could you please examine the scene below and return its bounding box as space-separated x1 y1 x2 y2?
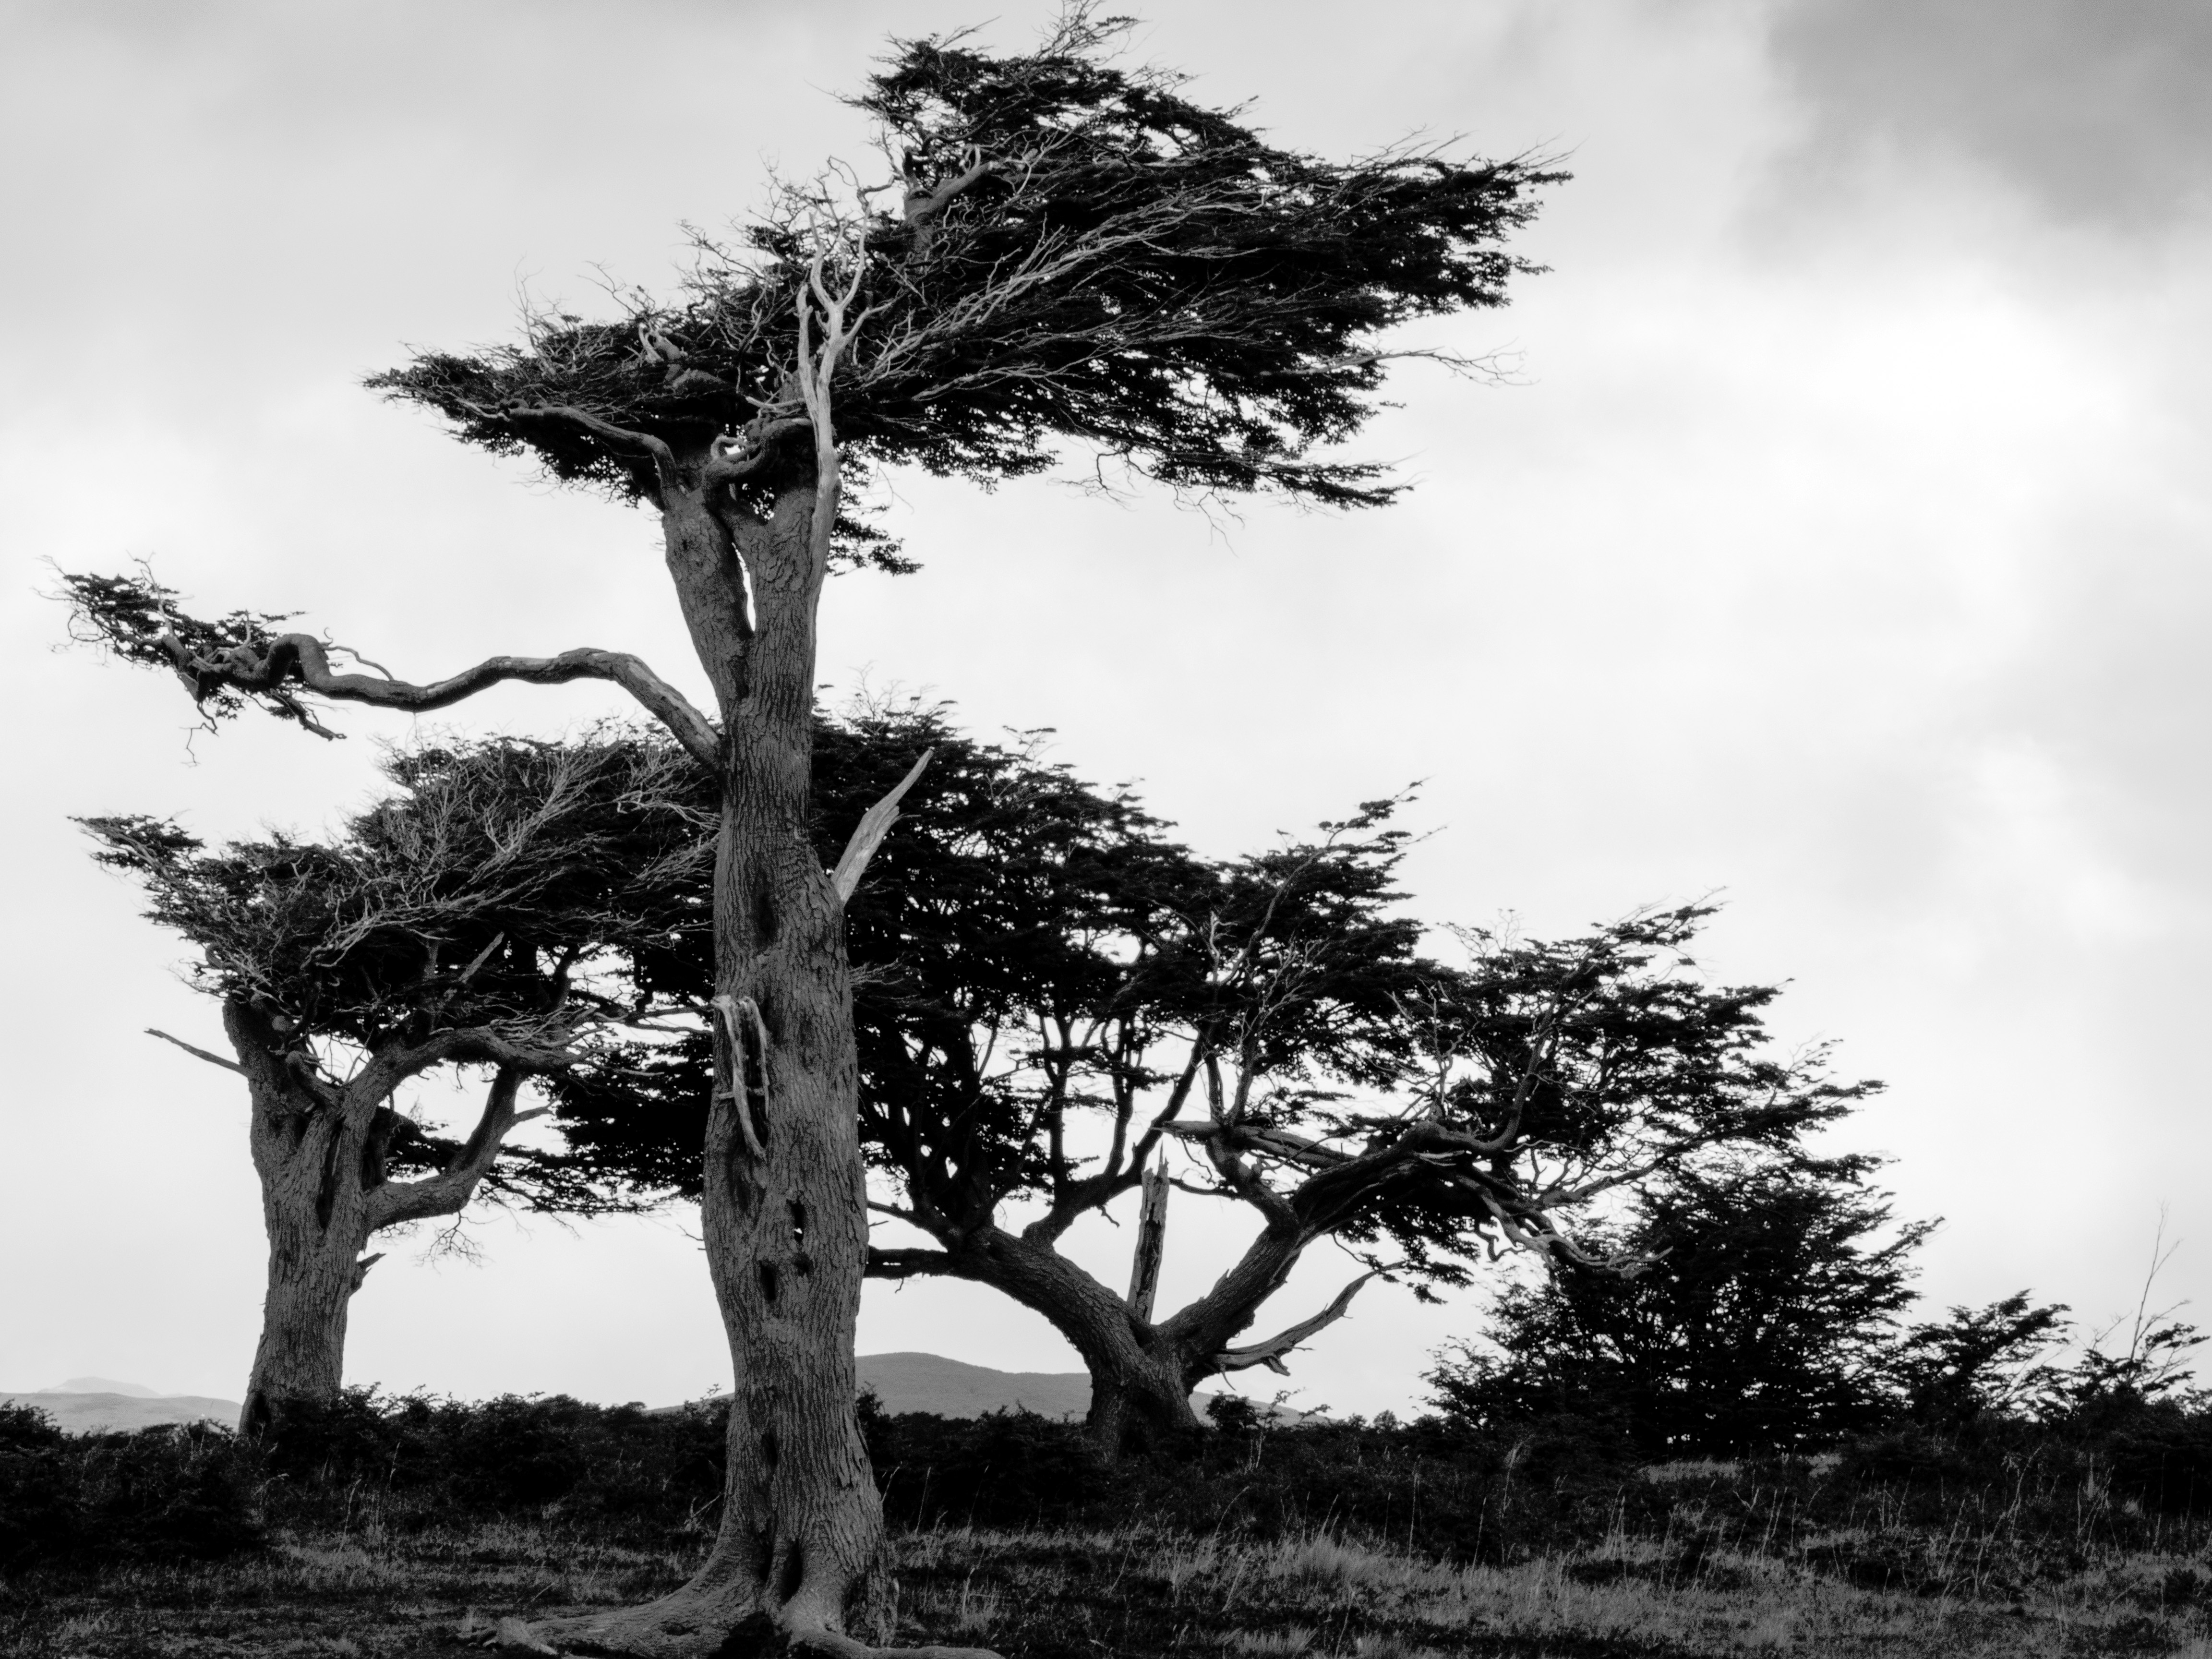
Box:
1211 1267 1386 1376
702 417 813 488
482 402 680 496
157 630 720 767
366 1065 546 1230
348 1021 580 1115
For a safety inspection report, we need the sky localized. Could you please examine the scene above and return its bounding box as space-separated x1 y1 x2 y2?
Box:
2 0 2208 1419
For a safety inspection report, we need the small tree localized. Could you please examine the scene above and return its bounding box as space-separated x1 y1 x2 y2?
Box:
1888 1292 2071 1433
83 735 709 1439
1428 1152 1925 1456
60 16 1561 1650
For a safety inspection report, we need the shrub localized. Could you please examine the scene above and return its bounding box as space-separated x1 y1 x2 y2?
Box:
0 1413 265 1569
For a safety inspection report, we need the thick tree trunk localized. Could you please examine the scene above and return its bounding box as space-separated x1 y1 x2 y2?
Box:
549 491 893 1657
239 1170 376 1440
231 1003 382 1441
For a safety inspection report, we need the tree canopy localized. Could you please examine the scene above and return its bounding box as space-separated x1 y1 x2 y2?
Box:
527 707 1873 1439
84 732 712 1209
368 12 1559 521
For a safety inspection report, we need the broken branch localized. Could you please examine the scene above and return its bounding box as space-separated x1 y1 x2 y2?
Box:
831 747 934 903
146 1027 245 1075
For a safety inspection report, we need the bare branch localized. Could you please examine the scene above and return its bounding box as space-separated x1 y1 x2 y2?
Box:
1212 1267 1386 1376
145 1027 244 1075
138 618 721 768
367 1065 546 1230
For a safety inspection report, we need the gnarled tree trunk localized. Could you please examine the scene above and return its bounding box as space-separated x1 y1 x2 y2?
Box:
226 1004 547 1442
232 1002 379 1440
872 1204 1376 1456
547 488 892 1657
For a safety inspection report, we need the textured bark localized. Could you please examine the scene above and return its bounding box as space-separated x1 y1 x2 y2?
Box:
226 1004 548 1442
545 482 896 1655
232 1002 381 1440
1123 1161 1170 1324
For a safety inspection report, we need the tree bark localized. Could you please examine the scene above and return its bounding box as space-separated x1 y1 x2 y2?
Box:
546 485 897 1656
227 1006 547 1443
231 1002 381 1440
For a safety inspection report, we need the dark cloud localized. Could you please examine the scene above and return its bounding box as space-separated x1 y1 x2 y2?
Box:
1771 0 2212 230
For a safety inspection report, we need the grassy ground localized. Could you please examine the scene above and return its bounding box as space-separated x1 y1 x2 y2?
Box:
9 1509 2212 1658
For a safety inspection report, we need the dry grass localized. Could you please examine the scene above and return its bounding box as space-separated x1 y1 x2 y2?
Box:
5 1514 2211 1657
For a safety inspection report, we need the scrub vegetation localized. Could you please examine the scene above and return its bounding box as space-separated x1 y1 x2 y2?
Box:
11 1374 2212 1658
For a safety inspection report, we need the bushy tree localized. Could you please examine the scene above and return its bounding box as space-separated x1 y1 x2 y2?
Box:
1888 1292 2070 1432
1429 1153 1926 1456
83 735 709 1438
59 15 1562 1651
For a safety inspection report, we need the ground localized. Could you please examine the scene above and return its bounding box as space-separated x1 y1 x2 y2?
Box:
9 1512 2212 1659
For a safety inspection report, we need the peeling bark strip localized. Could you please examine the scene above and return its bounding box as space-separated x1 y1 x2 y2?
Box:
714 995 773 1158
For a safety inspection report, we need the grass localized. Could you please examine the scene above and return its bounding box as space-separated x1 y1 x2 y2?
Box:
13 1401 2212 1656
7 1503 2212 1658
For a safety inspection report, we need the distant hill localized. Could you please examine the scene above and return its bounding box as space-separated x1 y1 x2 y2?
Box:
858 1352 1099 1419
4 1356 1262 1435
853 1352 1270 1422
45 1376 164 1398
3 1391 239 1434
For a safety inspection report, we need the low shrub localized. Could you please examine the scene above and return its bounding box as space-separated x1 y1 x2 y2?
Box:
0 1408 265 1569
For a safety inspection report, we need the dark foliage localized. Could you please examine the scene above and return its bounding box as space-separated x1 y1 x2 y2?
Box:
20 1388 2212 1607
1890 1290 2072 1431
0 1409 265 1570
1429 1153 1931 1455
365 15 1562 516
78 729 713 1205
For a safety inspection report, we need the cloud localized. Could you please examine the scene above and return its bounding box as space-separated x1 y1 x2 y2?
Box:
1769 0 2212 231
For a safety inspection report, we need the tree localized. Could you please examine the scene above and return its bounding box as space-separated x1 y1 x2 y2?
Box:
1888 1292 2070 1433
59 15 1563 1652
549 709 1870 1452
556 703 1432 1448
1427 1152 1928 1456
81 735 709 1440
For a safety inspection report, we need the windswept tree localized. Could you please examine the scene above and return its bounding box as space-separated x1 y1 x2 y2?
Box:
82 735 710 1440
60 14 1561 1654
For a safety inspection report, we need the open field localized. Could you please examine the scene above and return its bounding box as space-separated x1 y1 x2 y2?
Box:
9 1512 2212 1658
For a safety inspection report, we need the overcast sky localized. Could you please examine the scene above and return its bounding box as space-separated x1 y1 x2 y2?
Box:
3 0 2208 1419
